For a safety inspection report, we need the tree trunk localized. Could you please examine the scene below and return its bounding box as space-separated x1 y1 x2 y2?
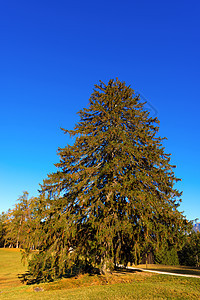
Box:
196 254 199 268
145 253 148 269
100 257 113 275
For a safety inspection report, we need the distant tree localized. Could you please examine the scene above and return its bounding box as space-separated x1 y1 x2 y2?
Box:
22 194 49 252
26 79 191 281
4 191 33 248
0 212 7 247
178 231 200 267
154 246 180 266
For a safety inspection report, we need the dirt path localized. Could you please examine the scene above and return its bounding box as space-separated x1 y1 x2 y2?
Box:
117 265 200 279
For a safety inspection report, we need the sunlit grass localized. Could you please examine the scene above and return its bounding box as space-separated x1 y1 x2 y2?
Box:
0 248 27 289
0 248 200 299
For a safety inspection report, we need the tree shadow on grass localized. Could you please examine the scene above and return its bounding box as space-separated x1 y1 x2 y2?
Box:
18 271 44 285
18 265 141 285
18 263 100 285
114 266 143 274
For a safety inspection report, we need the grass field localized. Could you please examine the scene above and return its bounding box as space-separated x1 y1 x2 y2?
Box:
0 248 200 299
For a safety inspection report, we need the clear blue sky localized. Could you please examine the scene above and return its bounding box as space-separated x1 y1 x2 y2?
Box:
0 0 199 221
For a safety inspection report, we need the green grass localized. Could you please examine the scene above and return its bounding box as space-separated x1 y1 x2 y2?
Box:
0 248 200 299
0 248 27 289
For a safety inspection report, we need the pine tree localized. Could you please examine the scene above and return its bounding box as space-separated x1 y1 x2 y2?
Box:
4 191 33 248
178 231 200 267
27 79 190 280
0 212 7 247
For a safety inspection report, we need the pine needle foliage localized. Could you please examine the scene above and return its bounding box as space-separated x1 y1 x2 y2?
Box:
27 79 190 280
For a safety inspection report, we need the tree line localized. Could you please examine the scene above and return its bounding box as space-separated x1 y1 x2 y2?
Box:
0 79 198 281
1 191 199 268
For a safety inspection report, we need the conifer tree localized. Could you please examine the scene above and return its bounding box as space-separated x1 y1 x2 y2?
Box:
27 79 190 280
178 231 200 267
0 212 6 247
4 191 33 248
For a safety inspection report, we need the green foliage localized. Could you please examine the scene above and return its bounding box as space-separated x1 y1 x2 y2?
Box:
154 247 179 265
0 212 7 247
28 251 58 281
23 79 191 280
4 191 39 249
178 231 200 267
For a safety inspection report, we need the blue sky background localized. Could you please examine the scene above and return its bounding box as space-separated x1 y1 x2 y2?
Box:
0 0 199 221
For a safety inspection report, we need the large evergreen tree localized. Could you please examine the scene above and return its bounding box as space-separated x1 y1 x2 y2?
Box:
26 79 190 280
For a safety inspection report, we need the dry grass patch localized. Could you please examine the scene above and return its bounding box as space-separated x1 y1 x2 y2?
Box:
42 270 153 292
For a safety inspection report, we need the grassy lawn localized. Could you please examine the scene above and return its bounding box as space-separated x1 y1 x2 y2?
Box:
0 248 200 299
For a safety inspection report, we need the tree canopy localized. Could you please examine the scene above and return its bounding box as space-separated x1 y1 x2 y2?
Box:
3 192 38 249
24 79 190 281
